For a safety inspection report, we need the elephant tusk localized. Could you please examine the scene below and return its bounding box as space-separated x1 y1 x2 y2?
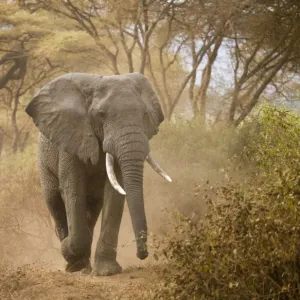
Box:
146 154 172 183
106 153 126 195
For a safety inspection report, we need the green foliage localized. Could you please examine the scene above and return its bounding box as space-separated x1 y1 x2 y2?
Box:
152 105 300 299
239 105 300 177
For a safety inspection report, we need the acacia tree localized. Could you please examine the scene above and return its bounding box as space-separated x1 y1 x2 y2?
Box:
0 2 61 154
172 0 233 122
18 0 231 120
1 53 61 153
18 0 182 119
182 0 300 125
16 0 300 125
0 46 28 154
224 0 300 125
142 0 233 121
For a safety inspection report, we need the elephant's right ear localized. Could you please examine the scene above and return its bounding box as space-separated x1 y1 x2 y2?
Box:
25 74 99 165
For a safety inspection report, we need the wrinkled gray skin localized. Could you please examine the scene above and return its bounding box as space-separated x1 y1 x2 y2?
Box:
25 72 164 276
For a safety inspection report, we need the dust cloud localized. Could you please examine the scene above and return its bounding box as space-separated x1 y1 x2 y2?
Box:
0 124 233 271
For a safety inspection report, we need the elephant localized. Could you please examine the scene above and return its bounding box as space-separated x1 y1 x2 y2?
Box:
25 72 171 276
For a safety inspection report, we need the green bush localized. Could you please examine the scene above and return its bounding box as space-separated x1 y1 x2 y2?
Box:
152 106 300 299
237 105 300 176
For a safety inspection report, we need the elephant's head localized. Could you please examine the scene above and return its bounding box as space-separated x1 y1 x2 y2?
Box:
25 72 171 260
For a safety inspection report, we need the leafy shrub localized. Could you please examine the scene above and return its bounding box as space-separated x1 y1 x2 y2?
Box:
237 105 300 177
152 106 300 299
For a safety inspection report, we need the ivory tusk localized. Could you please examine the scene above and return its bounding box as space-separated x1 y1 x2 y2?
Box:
106 153 126 195
146 154 172 183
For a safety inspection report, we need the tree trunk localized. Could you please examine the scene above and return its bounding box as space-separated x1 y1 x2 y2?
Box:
196 36 223 123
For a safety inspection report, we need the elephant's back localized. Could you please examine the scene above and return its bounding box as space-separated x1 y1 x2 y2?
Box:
38 133 59 175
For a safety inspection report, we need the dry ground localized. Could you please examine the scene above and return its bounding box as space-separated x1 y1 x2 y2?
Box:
0 264 157 300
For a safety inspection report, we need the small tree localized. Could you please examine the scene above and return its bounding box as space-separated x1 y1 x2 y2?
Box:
226 0 300 126
0 2 61 153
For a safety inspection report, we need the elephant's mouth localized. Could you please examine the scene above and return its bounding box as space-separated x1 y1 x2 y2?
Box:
105 152 172 195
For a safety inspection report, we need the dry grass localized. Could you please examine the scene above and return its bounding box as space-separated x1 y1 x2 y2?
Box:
0 146 60 267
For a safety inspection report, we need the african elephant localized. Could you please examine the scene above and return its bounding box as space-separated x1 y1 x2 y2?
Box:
25 72 171 276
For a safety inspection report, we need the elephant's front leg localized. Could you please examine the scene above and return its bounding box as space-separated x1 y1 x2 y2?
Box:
79 194 104 275
59 155 92 273
94 171 125 276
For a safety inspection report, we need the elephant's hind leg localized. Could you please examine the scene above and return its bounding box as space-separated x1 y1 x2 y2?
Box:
47 190 68 241
39 164 68 241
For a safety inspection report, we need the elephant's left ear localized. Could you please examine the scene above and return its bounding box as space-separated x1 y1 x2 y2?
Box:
129 73 164 137
25 73 99 165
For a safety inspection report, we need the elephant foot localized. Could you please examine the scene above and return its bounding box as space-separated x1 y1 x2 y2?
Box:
65 259 90 273
61 236 92 273
93 259 122 276
80 264 93 276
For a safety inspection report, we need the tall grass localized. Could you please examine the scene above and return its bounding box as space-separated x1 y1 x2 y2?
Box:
0 146 56 267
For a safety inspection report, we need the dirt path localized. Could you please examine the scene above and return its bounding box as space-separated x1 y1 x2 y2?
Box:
0 175 168 300
0 264 157 300
0 205 160 299
89 267 156 299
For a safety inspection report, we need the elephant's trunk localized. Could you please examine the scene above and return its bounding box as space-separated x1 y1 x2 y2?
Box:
121 159 148 259
117 136 149 260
